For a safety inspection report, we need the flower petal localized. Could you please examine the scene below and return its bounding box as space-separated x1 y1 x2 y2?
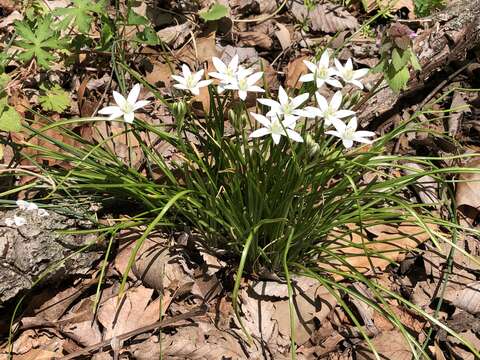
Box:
291 92 309 109
315 92 328 111
330 91 343 111
250 112 271 127
299 73 314 83
325 79 343 88
107 108 125 120
132 100 150 111
247 72 263 86
127 84 141 105
286 129 304 143
247 85 265 93
98 105 121 115
171 75 187 84
112 91 127 109
319 51 330 67
258 98 281 109
238 90 247 100
182 64 191 77
271 133 281 144
335 110 356 118
123 112 135 124
303 60 318 73
197 79 213 88
353 68 369 79
212 57 227 73
342 139 354 148
278 86 289 106
250 127 271 138
229 54 239 71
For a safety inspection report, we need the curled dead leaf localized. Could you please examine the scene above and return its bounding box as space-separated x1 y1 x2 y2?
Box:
289 0 358 34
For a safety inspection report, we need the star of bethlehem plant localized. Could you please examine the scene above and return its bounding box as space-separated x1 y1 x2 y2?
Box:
13 49 480 359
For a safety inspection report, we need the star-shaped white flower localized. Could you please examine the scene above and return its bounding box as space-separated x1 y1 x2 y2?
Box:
249 112 303 145
172 64 213 96
334 58 369 89
224 71 264 100
5 215 27 227
98 84 150 124
209 55 253 93
300 51 342 89
257 86 310 126
304 91 355 126
326 117 375 149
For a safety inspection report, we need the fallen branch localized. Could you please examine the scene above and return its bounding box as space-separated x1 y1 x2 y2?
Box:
358 0 480 126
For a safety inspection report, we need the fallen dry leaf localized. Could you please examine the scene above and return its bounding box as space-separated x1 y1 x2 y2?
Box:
355 330 412 360
274 22 291 50
456 157 480 219
237 31 273 49
285 55 309 89
444 281 480 314
364 0 414 18
322 222 434 277
289 0 358 33
97 285 160 339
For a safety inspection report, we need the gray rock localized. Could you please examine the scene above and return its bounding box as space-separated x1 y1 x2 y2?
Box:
0 208 102 304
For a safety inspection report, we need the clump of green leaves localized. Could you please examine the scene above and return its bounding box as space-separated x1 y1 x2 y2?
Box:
38 84 71 113
373 23 421 92
414 0 444 16
199 3 229 21
0 74 21 132
54 0 107 33
14 16 69 69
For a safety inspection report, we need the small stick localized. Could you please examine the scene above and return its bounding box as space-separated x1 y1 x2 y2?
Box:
59 305 207 360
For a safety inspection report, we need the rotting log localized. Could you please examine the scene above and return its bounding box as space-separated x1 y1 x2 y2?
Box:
358 0 480 126
0 209 101 306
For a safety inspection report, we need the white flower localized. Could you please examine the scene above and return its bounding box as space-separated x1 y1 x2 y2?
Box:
98 84 150 124
326 117 375 149
258 86 310 126
224 71 264 100
16 199 38 211
209 55 253 93
334 58 369 89
300 51 342 89
304 91 355 126
172 64 212 96
5 215 27 227
249 112 303 145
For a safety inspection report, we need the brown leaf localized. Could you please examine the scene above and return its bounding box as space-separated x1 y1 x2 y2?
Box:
355 330 412 360
274 22 291 50
456 158 480 219
364 0 414 18
285 55 309 89
323 222 434 277
444 281 480 314
289 0 358 34
130 237 195 295
237 31 273 49
97 285 160 338
145 61 173 87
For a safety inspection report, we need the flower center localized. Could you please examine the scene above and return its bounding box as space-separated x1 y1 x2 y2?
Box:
122 102 133 113
270 120 284 135
282 103 293 115
344 127 355 140
186 75 196 89
238 78 248 90
316 67 328 79
343 69 353 81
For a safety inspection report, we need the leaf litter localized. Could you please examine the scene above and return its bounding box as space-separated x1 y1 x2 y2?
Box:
2 0 480 359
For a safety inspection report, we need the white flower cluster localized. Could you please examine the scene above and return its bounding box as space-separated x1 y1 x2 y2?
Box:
98 50 374 149
4 200 49 227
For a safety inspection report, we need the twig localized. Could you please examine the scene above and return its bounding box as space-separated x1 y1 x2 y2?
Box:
59 305 207 360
